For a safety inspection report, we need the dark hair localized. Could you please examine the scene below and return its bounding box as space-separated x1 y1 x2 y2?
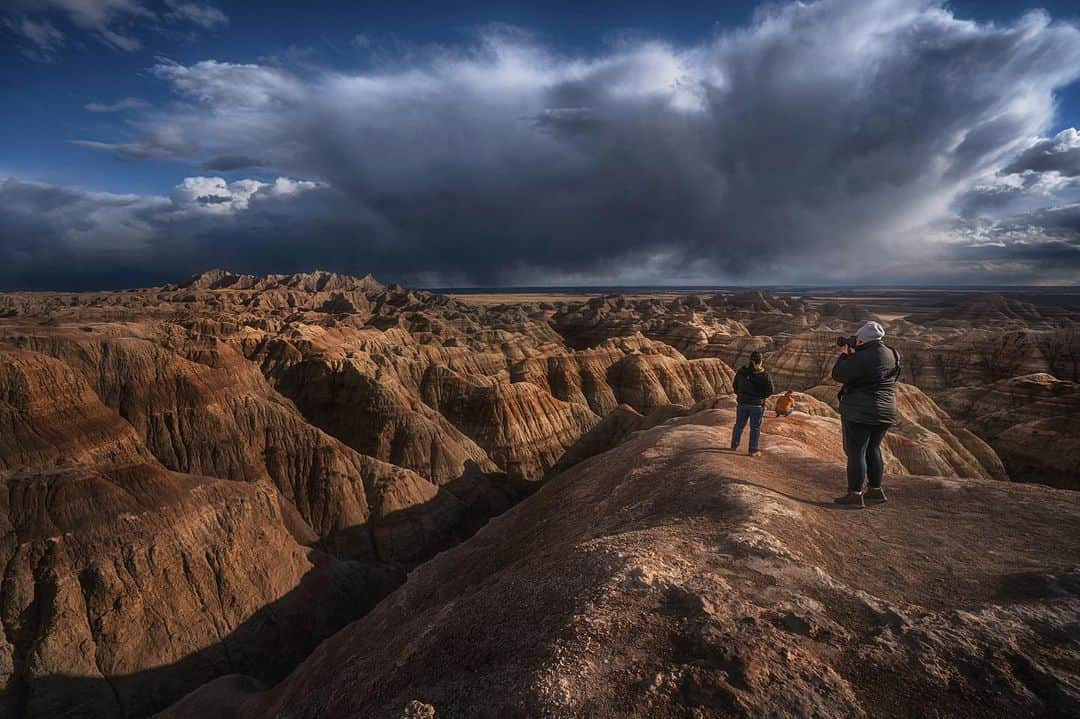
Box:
749 351 763 364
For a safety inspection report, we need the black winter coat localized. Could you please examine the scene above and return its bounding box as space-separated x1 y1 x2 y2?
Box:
734 365 774 406
831 340 900 425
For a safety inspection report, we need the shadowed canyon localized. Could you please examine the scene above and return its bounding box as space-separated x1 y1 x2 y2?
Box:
0 272 1078 718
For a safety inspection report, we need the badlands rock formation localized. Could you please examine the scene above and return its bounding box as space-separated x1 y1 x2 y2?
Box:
0 349 397 719
537 287 1078 490
0 324 466 564
1 273 1076 718
917 293 1079 328
0 271 744 716
162 408 1080 719
803 382 1008 482
937 373 1080 490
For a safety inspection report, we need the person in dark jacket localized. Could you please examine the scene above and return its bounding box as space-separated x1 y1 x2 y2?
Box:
730 351 775 456
830 321 901 508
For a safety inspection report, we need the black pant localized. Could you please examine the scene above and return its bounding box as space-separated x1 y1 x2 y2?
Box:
842 419 889 493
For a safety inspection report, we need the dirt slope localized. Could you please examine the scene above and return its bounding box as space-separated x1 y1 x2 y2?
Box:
161 408 1080 719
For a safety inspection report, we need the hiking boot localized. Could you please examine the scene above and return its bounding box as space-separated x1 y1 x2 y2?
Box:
749 450 763 457
865 487 887 503
833 492 865 508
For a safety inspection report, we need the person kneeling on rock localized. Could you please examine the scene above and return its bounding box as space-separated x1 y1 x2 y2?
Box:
775 390 796 417
730 350 774 457
831 321 901 509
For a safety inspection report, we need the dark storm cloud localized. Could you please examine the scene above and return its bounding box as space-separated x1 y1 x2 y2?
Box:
952 170 1080 220
934 236 1080 284
1022 203 1080 234
905 201 1080 285
0 176 369 290
6 0 1080 289
201 155 266 171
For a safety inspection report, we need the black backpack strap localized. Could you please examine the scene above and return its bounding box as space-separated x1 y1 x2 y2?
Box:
889 347 901 380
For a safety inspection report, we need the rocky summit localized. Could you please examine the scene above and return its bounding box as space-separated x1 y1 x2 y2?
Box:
162 406 1080 719
0 273 1077 718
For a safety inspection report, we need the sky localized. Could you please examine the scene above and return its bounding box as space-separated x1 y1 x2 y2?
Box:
2 0 1080 290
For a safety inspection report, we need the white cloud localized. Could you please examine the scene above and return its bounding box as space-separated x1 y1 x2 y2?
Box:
168 175 321 213
170 176 264 213
269 177 320 196
151 59 306 108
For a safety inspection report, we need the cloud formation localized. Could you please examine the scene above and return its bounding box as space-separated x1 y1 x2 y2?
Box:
84 97 150 113
1003 128 1080 177
3 0 226 57
5 0 1080 288
163 0 227 30
3 16 65 60
0 175 336 290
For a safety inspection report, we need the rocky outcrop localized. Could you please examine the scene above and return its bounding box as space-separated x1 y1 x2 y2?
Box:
161 408 1080 718
512 348 623 416
177 269 387 294
558 385 1004 486
1 329 467 562
887 327 1080 390
551 295 749 351
511 336 684 415
263 351 500 486
420 366 600 481
0 349 398 719
937 373 1080 489
804 382 1007 482
698 331 839 392
759 331 840 390
604 353 735 413
888 383 1008 482
0 349 156 471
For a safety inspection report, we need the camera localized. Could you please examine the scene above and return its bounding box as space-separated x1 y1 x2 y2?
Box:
836 335 858 350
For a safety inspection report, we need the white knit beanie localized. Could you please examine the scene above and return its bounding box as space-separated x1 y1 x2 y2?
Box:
857 320 885 343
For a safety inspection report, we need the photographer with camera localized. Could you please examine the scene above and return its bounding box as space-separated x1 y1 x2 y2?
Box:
831 321 901 508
